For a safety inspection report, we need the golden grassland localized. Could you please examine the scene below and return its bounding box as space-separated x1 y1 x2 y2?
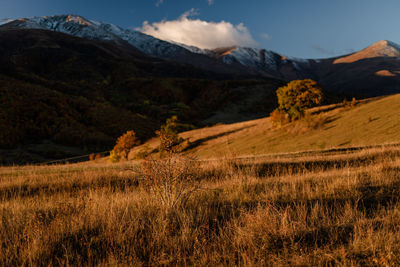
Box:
1 145 400 266
131 94 400 159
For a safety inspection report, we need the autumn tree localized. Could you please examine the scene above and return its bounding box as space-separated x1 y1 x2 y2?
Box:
111 130 140 160
156 115 183 154
276 79 323 120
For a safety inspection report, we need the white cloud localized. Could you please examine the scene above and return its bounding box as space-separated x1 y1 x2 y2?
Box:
208 0 214 5
260 33 270 40
137 9 258 49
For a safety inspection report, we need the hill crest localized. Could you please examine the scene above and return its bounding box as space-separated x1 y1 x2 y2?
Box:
334 40 400 64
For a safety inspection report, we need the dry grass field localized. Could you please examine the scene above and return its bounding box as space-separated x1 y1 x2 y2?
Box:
1 144 400 266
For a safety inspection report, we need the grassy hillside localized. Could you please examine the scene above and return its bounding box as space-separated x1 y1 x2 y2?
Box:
1 145 400 265
131 94 400 159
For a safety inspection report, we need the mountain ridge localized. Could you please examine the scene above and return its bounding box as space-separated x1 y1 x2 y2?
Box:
4 14 400 94
1 15 254 76
334 40 400 64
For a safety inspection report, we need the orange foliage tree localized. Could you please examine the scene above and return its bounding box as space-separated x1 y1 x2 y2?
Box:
276 79 323 120
112 130 141 160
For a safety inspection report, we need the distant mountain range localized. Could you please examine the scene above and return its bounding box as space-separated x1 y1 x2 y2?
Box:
3 14 400 97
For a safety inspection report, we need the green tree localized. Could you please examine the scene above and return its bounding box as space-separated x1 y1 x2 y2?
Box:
156 115 183 153
111 130 140 160
276 79 323 120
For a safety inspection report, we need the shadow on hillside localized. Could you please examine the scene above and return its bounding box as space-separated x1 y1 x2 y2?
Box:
235 150 400 177
182 124 256 152
0 176 139 201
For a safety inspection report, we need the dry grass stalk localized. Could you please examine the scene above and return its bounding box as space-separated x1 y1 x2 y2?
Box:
140 154 201 210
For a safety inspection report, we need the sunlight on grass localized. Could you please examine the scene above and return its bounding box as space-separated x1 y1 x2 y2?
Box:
1 146 400 265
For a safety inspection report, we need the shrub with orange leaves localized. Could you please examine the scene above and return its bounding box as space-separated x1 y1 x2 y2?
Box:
112 130 140 160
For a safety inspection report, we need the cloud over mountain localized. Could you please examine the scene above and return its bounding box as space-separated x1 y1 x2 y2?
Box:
137 9 258 49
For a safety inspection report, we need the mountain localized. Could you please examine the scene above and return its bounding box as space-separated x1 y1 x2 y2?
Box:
334 40 400 64
207 41 400 98
305 40 400 97
1 15 252 76
0 26 282 164
201 42 400 97
0 15 315 79
180 44 313 80
4 14 400 98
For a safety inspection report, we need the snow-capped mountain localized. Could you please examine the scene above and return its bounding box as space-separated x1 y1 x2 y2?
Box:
4 14 400 94
4 15 190 58
175 41 313 77
0 15 313 78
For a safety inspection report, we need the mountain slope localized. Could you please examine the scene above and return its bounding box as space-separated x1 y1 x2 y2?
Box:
185 41 400 98
308 41 400 97
0 27 282 164
130 94 400 159
1 15 252 76
334 40 400 64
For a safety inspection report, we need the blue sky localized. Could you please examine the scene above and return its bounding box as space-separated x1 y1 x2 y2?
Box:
1 0 400 58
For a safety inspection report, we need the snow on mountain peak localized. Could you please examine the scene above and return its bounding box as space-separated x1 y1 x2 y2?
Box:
0 14 312 76
65 15 92 26
3 14 208 62
369 40 400 55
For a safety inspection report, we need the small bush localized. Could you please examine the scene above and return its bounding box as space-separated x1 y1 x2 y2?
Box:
113 130 141 160
343 97 357 109
270 109 289 128
351 97 357 108
156 116 184 154
108 150 121 163
140 155 201 210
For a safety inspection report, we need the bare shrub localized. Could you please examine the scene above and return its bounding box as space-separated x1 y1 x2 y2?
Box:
140 154 201 210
